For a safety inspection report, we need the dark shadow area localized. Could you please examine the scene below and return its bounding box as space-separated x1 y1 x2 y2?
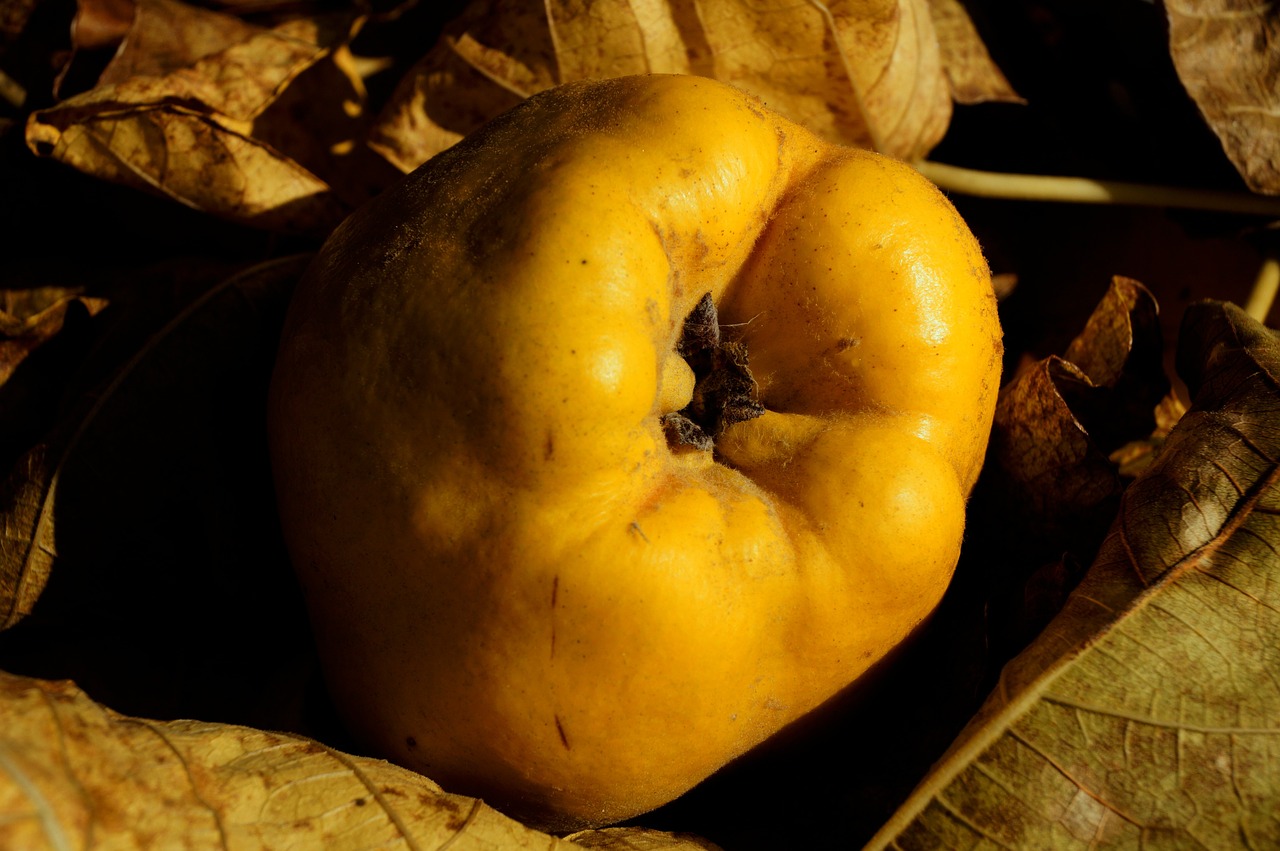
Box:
0 258 349 746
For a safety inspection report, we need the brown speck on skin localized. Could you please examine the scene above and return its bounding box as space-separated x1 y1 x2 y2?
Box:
354 797 367 807
405 735 417 748
555 715 571 749
544 431 555 460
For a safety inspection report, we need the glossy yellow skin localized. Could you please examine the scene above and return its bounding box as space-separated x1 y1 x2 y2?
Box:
268 74 1002 830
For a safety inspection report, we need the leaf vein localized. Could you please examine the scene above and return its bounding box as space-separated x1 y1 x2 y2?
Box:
932 788 1016 849
313 741 424 851
0 741 74 851
1006 729 1142 827
1042 696 1277 735
39 687 98 847
124 717 231 851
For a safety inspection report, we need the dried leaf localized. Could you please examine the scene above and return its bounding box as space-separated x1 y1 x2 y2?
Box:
0 289 108 385
926 0 1021 105
1110 392 1190 479
251 42 404 209
1059 276 1169 453
25 0 355 235
568 827 724 850
48 0 135 98
867 300 1280 848
986 277 1168 561
370 0 1018 172
0 669 575 849
68 0 134 52
1167 0 1280 195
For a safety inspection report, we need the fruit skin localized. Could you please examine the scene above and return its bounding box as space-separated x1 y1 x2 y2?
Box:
267 74 1002 831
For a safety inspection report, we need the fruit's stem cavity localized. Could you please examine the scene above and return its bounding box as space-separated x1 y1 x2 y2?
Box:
661 293 764 451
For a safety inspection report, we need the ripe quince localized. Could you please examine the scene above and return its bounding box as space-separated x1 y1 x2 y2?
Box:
268 74 1003 830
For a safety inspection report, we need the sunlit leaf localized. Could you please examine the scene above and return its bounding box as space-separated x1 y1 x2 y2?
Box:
369 0 1019 173
926 0 1021 105
0 670 552 849
25 0 357 235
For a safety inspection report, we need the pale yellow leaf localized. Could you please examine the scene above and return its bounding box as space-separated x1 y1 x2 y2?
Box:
567 826 724 849
927 0 1021 105
369 0 994 172
0 670 576 849
0 669 723 850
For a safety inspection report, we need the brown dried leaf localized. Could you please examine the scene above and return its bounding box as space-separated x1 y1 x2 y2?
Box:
966 277 1172 663
987 277 1168 559
926 0 1022 105
0 289 108 385
1059 276 1169 453
992 354 1123 545
69 0 134 53
251 41 404 209
1110 392 1190 479
867 300 1280 848
370 0 1018 172
1167 0 1280 195
25 0 355 236
0 669 581 850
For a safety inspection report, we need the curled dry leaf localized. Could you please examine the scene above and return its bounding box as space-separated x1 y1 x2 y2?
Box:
986 276 1169 564
369 0 1018 173
867 300 1280 849
1166 0 1280 195
25 0 357 236
0 669 716 850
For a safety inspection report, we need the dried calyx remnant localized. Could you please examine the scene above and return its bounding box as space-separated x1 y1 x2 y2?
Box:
662 292 765 451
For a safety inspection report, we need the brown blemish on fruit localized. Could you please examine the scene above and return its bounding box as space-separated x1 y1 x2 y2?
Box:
555 715 571 749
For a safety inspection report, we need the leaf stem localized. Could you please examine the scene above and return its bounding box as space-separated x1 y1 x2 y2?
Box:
917 161 1280 326
1244 254 1280 325
915 160 1280 218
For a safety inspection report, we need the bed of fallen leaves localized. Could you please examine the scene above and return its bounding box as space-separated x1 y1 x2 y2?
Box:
2 1 1280 849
